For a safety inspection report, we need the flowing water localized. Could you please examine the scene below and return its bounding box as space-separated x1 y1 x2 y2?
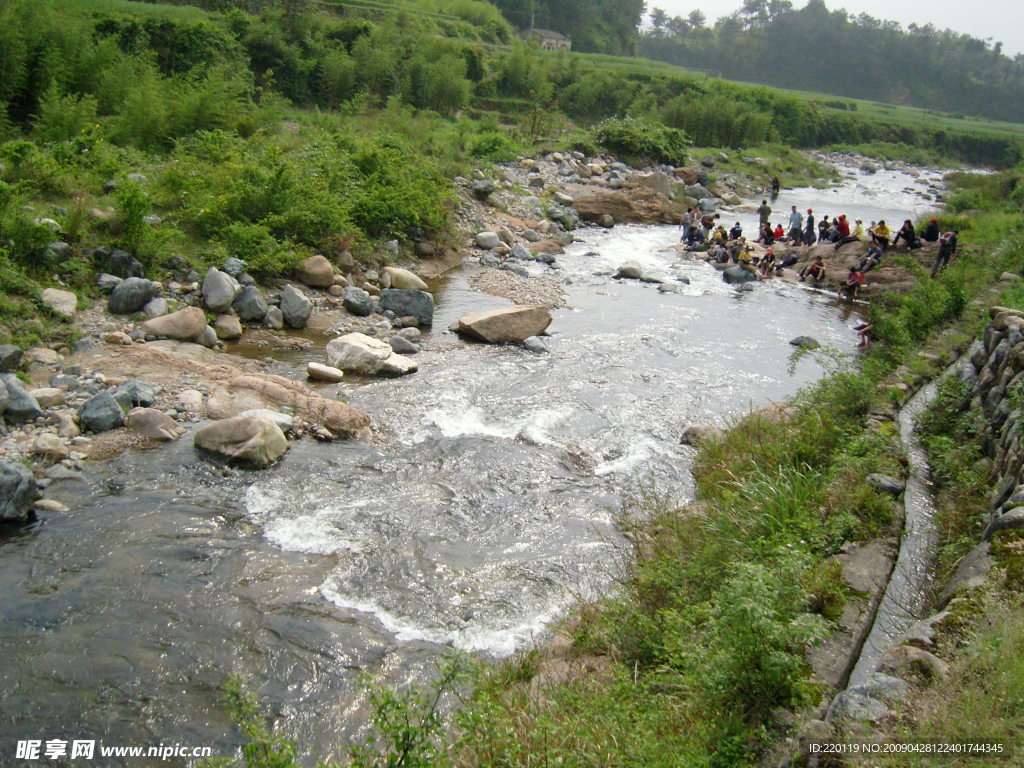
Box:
0 167 939 764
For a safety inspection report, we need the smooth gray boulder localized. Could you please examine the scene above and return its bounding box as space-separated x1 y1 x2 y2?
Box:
387 335 419 355
377 289 433 327
124 408 185 442
143 297 168 318
722 266 757 285
79 391 125 433
194 414 288 468
0 374 43 423
475 231 502 250
343 287 373 317
202 268 241 313
280 284 312 329
616 261 644 280
0 460 39 524
866 474 905 496
789 336 821 349
232 286 268 322
108 277 156 314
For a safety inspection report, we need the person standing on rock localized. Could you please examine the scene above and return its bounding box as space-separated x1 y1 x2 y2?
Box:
817 215 830 243
803 209 816 246
931 230 959 277
758 200 772 227
788 206 803 243
679 207 694 240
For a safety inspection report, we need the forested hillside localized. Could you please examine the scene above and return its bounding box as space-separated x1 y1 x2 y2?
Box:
642 0 1024 123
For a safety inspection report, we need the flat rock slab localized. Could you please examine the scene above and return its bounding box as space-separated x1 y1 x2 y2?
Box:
456 306 553 344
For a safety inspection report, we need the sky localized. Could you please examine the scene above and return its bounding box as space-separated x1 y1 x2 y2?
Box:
645 0 1024 57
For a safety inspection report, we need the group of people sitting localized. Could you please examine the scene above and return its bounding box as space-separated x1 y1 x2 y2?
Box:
680 202 959 298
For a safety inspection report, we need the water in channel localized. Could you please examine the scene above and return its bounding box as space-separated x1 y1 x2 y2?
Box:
0 165 940 763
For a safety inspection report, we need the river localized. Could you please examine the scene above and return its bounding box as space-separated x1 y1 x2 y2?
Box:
0 163 943 764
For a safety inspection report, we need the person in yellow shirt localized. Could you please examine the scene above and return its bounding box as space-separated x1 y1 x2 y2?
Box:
869 220 891 248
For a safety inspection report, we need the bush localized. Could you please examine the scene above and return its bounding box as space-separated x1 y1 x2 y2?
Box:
466 130 518 162
592 116 689 165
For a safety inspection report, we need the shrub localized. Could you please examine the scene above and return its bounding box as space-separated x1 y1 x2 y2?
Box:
592 116 689 165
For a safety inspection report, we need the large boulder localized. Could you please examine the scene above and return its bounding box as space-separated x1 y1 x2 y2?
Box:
194 414 288 468
205 374 370 438
722 266 758 285
125 407 186 442
342 287 373 317
78 391 125 433
381 267 428 291
325 333 418 376
456 306 553 344
112 379 157 409
630 171 673 198
141 306 207 341
0 460 39 524
41 288 77 318
296 254 335 288
572 187 679 225
0 374 43 424
673 166 699 184
202 268 242 313
377 289 434 326
280 284 312 329
108 277 156 314
232 285 268 322
0 344 23 371
475 231 503 250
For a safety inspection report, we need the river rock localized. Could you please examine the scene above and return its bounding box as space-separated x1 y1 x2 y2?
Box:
326 333 418 376
222 257 247 277
722 266 757 285
673 166 699 184
125 407 186 441
29 388 65 408
0 345 23 371
238 408 294 433
866 474 905 496
204 374 369 438
456 306 553 344
31 433 69 461
475 231 502 250
296 254 335 288
108 277 156 314
0 378 7 415
41 288 77 317
263 307 284 330
79 392 125 433
143 297 168 318
523 336 549 353
388 335 418 355
377 289 433 327
982 506 1024 539
680 425 722 446
97 273 123 293
343 287 373 317
0 374 43 423
199 325 219 348
194 414 288 468
232 286 268 322
616 261 644 279
0 460 38 524
381 267 428 291
202 268 241 313
789 336 821 349
103 249 144 278
280 284 312 329
141 306 207 341
214 314 243 340
27 347 59 365
632 171 673 198
52 409 80 438
112 379 157 409
306 362 345 382
509 243 533 261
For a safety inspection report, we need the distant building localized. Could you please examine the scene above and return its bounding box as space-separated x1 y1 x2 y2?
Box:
519 28 572 52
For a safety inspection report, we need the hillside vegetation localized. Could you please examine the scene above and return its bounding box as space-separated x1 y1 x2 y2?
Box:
643 0 1024 124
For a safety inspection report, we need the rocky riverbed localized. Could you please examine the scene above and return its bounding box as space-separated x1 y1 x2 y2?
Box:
0 147 952 761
